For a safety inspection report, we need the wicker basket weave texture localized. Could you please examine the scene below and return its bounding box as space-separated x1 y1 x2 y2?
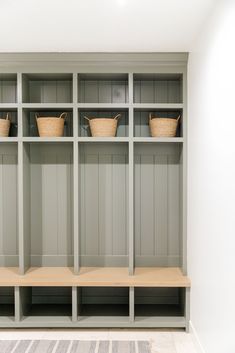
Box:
36 112 67 137
0 113 11 137
85 114 121 137
149 113 180 137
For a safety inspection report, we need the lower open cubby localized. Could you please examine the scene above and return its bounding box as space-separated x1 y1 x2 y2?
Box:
135 287 185 318
0 277 189 328
18 287 72 324
0 287 15 323
77 287 129 323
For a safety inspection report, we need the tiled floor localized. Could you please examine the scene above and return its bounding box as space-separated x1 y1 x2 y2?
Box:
0 329 198 353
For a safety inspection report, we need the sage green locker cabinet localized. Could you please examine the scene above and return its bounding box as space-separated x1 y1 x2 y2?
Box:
0 53 189 329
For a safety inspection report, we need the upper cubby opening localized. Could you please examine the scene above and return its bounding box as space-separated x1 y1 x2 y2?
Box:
22 74 73 103
0 74 17 103
133 74 183 104
78 73 128 103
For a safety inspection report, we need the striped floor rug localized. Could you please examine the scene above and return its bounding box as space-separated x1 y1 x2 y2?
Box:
0 340 151 353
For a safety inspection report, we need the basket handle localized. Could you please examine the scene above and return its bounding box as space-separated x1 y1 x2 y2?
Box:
35 113 39 120
114 114 121 120
6 112 10 121
176 115 181 122
59 112 67 119
84 116 90 121
149 113 159 123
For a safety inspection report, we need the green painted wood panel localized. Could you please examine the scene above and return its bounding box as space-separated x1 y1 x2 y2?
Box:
0 77 17 103
0 144 18 266
133 74 182 104
22 74 72 103
24 143 73 266
79 143 128 266
78 74 128 103
134 143 182 266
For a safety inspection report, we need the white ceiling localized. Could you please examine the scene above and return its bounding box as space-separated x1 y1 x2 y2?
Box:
0 0 217 52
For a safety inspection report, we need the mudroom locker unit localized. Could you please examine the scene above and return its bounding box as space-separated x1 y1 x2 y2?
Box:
0 53 190 329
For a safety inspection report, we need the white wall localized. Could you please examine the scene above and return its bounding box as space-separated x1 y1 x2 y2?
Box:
0 0 214 52
188 1 235 353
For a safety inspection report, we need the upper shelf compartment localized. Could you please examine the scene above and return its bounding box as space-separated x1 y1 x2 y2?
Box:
133 74 183 104
78 74 128 103
22 74 73 103
0 74 17 103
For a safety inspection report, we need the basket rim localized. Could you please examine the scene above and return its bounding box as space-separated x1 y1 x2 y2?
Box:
150 117 178 121
36 117 64 120
88 118 118 121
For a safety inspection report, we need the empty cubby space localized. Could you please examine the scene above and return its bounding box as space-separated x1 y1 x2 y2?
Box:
0 287 15 321
0 109 18 137
22 74 73 103
22 109 73 137
23 142 73 267
134 109 183 137
0 143 18 267
78 109 128 137
78 74 128 103
134 74 182 103
134 287 185 318
79 143 128 266
77 287 129 318
134 143 183 267
0 74 17 103
19 287 72 321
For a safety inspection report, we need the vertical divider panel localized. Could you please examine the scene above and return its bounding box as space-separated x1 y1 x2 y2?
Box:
73 73 78 138
185 287 190 332
17 73 22 137
15 286 31 322
14 286 21 322
182 68 187 275
19 142 31 274
73 142 79 273
72 286 77 322
73 73 79 273
128 141 134 275
128 73 134 275
129 287 134 322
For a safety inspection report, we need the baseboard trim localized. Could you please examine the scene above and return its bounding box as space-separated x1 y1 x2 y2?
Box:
189 321 206 353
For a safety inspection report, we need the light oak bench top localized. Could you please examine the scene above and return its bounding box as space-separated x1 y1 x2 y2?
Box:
0 267 190 287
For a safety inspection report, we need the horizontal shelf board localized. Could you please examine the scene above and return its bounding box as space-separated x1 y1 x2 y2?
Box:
77 103 129 109
21 316 72 324
0 267 190 287
78 137 129 143
22 137 74 142
133 137 184 143
0 137 18 142
134 316 186 327
22 103 73 109
0 316 186 328
0 103 18 109
77 316 130 324
0 316 15 323
0 137 184 143
133 103 184 110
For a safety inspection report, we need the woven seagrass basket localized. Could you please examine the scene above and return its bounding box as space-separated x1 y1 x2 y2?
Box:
85 114 121 137
36 112 67 137
0 113 11 137
149 113 180 137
